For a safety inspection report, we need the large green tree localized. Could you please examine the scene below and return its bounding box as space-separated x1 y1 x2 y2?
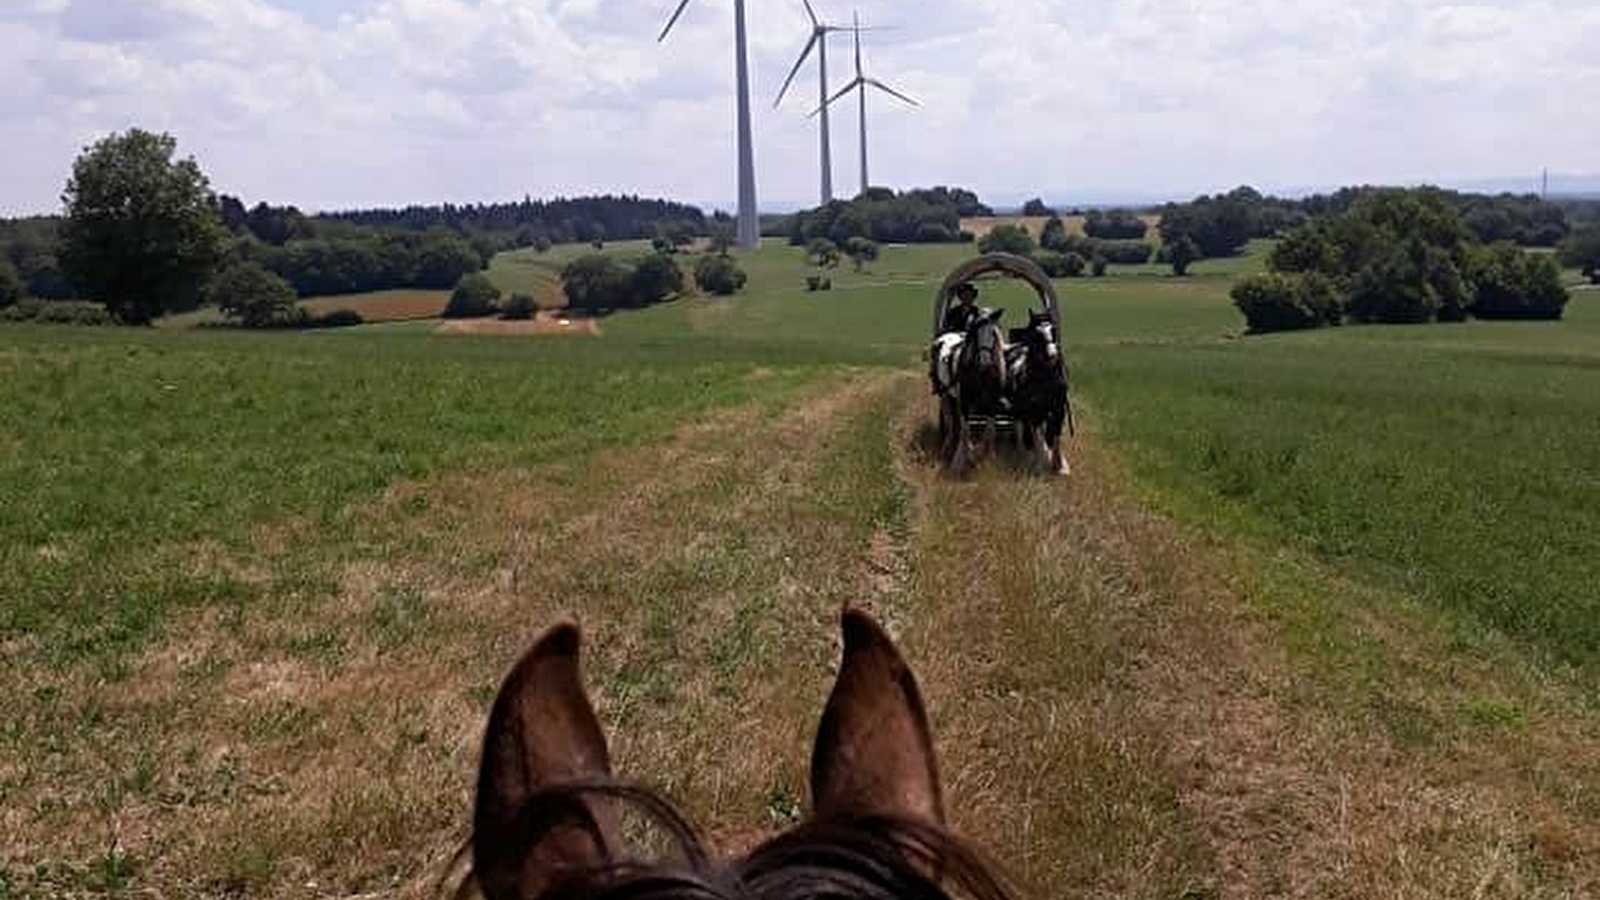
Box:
58 130 227 324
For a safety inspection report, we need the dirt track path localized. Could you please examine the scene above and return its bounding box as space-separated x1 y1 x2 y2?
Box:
887 391 1600 899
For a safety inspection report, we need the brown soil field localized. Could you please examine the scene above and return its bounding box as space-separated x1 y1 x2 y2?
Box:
301 290 449 323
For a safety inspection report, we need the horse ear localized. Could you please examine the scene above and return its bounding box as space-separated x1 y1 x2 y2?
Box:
988 307 1006 324
810 608 943 824
474 623 619 900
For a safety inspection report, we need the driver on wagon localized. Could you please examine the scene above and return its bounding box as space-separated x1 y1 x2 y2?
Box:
943 282 983 333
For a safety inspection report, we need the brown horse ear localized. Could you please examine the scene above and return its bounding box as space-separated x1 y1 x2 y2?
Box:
474 622 618 900
810 607 944 824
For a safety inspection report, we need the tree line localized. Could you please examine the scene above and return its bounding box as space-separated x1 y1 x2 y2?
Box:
1159 185 1589 262
1233 188 1574 332
782 187 992 247
319 195 708 247
0 129 723 326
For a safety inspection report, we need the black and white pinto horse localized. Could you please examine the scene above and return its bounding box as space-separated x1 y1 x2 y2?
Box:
929 307 1009 474
930 308 1070 476
1007 311 1071 475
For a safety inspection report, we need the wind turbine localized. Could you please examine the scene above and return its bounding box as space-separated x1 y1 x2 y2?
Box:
812 12 917 199
660 1 760 249
773 1 888 205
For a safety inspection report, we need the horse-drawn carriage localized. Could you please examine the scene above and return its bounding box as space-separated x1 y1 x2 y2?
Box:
928 253 1073 475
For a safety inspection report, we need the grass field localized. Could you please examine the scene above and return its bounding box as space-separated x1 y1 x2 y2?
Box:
2 240 1598 899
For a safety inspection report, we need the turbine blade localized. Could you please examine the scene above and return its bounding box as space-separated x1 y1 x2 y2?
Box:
659 0 692 42
853 12 863 76
867 78 919 106
810 77 863 117
802 0 820 27
774 33 821 107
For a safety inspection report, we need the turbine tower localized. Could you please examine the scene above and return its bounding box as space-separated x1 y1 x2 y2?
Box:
813 12 917 198
661 1 760 249
774 1 887 205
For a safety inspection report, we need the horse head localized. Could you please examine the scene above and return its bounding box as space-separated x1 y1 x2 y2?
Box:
469 609 1015 900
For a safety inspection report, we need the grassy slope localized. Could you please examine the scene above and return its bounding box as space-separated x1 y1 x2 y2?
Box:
4 238 1600 897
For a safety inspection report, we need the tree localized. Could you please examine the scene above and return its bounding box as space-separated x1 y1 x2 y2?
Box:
694 254 748 295
501 293 538 320
709 223 737 256
0 259 21 309
1560 226 1600 284
1039 216 1070 251
1022 198 1054 217
1084 208 1148 240
1232 272 1341 333
562 255 634 311
207 262 298 328
844 237 880 272
444 272 502 318
807 238 841 270
1166 236 1199 276
58 129 227 324
977 224 1036 256
1468 245 1570 320
632 253 685 305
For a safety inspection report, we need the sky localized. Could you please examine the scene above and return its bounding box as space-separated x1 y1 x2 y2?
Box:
2 0 1597 215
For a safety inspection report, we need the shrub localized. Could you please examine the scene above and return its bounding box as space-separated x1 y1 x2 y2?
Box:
207 261 298 328
1166 236 1199 276
844 237 880 272
1233 273 1342 333
501 293 538 320
632 253 686 304
0 299 115 326
916 223 956 243
1039 216 1070 252
807 238 841 269
694 254 748 296
1090 255 1108 277
1095 240 1154 265
308 308 364 329
978 224 1035 256
562 255 634 311
1468 245 1570 320
1084 208 1148 240
1034 252 1086 278
445 272 502 319
1022 198 1054 217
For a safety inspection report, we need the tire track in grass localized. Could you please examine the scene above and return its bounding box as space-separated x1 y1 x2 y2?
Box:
886 393 1600 899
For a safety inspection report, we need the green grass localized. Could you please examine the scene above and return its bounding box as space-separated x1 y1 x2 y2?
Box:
1084 296 1600 667
0 323 854 668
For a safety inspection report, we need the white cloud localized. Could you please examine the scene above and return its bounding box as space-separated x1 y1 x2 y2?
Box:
0 0 1596 215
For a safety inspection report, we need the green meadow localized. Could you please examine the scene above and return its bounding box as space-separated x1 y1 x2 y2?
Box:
3 239 1598 897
